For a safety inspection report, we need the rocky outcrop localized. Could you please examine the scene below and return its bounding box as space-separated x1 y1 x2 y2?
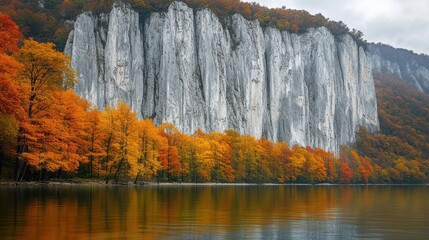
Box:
369 43 429 93
65 1 379 154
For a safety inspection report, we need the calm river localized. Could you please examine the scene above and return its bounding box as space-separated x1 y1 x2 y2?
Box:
0 185 428 239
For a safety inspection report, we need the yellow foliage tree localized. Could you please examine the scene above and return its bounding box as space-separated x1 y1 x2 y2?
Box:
101 106 120 183
134 119 164 183
286 148 306 182
14 39 77 180
111 100 140 182
194 137 215 181
205 132 234 182
83 109 104 177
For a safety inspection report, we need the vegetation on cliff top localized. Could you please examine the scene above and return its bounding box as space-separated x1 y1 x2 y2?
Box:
0 0 368 51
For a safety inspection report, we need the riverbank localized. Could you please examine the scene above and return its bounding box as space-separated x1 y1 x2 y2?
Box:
0 180 312 186
0 180 428 187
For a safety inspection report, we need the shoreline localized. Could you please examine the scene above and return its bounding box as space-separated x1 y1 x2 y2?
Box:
0 180 427 187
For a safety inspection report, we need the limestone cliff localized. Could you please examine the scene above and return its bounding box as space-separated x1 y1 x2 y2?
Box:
65 1 379 153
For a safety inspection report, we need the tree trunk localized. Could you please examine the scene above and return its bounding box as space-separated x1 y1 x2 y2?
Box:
114 158 124 183
15 125 29 181
89 155 93 178
39 169 43 181
15 136 24 181
58 170 64 181
134 171 140 184
0 150 3 178
14 156 19 181
19 162 27 182
105 165 114 184
15 160 23 182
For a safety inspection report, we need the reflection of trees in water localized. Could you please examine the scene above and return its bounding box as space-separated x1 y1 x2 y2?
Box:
0 186 428 239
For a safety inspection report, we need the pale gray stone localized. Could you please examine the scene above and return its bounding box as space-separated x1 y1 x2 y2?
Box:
65 1 380 154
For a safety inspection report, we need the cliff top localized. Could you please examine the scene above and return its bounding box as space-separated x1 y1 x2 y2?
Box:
125 0 368 49
0 0 368 50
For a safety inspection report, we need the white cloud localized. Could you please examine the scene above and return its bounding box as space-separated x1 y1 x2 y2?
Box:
244 0 429 54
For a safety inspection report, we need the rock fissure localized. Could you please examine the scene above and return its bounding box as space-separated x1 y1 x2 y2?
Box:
65 1 379 154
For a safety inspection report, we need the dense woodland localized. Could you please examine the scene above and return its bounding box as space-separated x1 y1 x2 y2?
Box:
354 74 429 183
0 9 428 184
0 0 367 51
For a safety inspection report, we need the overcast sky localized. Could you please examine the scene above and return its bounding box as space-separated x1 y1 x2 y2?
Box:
244 0 429 55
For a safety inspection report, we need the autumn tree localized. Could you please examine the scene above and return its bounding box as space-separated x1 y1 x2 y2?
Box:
101 106 119 183
0 54 21 115
285 145 306 182
205 132 234 182
0 115 18 176
338 162 353 183
256 138 275 182
194 137 215 181
358 159 373 184
231 135 264 182
53 90 90 177
111 100 140 182
158 123 182 181
134 119 164 183
15 39 76 119
295 147 326 183
311 148 336 182
371 164 390 183
389 158 425 183
0 13 21 54
0 13 22 176
273 142 292 183
13 39 76 181
23 90 89 179
178 135 197 182
82 109 104 178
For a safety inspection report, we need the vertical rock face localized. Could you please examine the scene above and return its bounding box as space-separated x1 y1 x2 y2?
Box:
65 1 379 154
228 14 266 139
104 2 144 113
148 2 206 134
195 9 230 133
369 43 429 93
65 11 108 110
262 28 379 152
65 1 144 112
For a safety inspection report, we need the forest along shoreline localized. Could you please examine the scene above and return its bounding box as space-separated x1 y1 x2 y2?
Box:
1 9 428 186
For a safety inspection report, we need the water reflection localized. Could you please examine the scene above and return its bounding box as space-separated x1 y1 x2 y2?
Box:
0 185 428 239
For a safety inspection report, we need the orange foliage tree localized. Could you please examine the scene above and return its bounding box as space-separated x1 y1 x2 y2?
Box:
0 13 391 183
0 13 22 176
13 39 77 181
22 90 89 178
158 123 182 181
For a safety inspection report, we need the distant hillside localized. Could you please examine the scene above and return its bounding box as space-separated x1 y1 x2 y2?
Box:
369 43 429 93
355 73 429 183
